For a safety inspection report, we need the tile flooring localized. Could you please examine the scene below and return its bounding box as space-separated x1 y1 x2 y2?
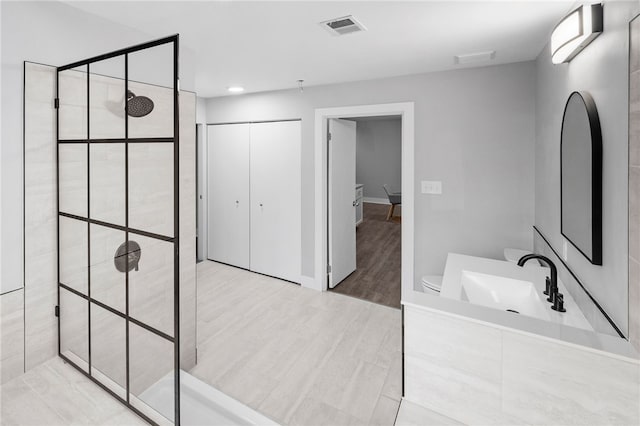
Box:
0 357 146 426
1 261 405 426
395 400 462 426
192 261 403 425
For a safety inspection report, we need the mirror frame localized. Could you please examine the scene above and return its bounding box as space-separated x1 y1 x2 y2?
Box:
560 91 603 265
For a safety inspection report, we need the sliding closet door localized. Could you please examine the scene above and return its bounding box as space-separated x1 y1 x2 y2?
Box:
250 121 301 283
207 123 250 268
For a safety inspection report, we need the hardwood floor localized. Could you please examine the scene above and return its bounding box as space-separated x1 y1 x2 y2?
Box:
192 261 402 426
331 202 401 309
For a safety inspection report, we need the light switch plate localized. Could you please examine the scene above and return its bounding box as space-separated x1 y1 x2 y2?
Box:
422 180 442 194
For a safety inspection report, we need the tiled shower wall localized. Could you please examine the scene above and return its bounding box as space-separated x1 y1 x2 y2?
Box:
0 61 196 384
630 16 640 353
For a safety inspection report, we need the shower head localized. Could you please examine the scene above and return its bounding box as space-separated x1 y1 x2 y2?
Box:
126 90 154 118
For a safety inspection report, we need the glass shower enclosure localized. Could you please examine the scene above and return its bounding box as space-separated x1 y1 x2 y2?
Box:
56 35 181 425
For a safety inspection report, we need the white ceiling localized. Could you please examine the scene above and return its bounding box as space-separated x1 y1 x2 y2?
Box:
62 1 575 98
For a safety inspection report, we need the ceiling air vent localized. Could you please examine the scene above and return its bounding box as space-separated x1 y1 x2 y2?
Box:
321 15 367 36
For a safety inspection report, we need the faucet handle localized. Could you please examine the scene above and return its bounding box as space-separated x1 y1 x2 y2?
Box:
543 277 551 295
551 292 566 312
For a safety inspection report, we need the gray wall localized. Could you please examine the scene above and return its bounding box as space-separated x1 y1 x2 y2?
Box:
205 61 536 283
534 1 640 336
354 118 402 200
630 14 640 355
0 1 196 294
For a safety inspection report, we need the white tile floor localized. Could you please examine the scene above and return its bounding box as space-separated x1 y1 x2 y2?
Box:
395 400 462 426
1 260 406 426
0 357 146 426
192 261 403 426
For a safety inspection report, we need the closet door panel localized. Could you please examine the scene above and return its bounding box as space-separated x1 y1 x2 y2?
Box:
207 124 250 268
250 121 301 282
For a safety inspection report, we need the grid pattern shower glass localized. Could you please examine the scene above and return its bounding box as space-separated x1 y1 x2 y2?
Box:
56 37 179 425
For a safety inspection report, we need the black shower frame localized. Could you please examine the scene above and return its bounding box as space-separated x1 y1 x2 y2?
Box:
55 34 181 426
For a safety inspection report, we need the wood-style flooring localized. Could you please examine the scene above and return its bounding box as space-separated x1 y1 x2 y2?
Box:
331 202 401 309
192 261 403 426
0 260 457 426
0 357 147 426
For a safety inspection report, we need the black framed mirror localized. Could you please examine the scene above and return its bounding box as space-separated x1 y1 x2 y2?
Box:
561 91 602 265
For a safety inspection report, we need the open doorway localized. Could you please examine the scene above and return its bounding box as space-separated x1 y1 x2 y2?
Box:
327 116 402 308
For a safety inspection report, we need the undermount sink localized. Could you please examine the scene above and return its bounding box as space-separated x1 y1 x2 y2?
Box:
461 270 549 320
439 253 593 331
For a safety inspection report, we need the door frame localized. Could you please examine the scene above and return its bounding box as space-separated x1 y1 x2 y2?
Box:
313 102 414 298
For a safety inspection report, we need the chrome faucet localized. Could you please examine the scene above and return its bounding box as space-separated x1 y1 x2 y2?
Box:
517 254 565 312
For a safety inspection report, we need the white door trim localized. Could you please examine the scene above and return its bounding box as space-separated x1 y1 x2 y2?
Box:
312 102 415 300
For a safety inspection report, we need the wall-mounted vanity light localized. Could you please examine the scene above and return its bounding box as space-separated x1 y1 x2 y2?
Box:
551 3 603 64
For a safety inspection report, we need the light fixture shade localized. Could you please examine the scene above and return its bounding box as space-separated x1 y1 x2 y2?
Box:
551 4 603 65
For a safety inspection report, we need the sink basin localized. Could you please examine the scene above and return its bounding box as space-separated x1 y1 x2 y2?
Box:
440 253 593 331
461 271 549 320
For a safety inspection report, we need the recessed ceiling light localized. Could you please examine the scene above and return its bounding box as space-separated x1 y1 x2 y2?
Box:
228 86 244 93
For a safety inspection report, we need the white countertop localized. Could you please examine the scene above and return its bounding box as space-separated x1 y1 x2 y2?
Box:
440 253 592 331
403 253 640 362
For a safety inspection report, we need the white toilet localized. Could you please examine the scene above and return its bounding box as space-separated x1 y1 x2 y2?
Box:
504 248 533 264
421 275 443 295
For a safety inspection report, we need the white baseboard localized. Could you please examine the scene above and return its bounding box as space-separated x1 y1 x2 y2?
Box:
300 275 321 291
363 197 390 205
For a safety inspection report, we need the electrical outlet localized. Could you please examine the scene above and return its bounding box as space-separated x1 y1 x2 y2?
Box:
421 180 442 195
562 239 568 261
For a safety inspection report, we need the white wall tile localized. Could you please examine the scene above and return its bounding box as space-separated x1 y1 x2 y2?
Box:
89 224 126 313
502 331 640 425
403 305 640 426
89 143 125 225
1 290 24 384
90 303 127 399
127 83 173 139
89 70 125 140
128 235 174 337
128 143 173 237
58 144 87 217
24 63 58 371
59 288 89 371
58 69 87 140
59 216 88 295
404 307 502 424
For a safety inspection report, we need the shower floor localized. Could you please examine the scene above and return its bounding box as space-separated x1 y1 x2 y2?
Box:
140 370 278 425
0 357 147 425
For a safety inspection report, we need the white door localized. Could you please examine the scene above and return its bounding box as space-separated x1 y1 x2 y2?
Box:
328 118 357 288
250 121 301 283
207 123 250 269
